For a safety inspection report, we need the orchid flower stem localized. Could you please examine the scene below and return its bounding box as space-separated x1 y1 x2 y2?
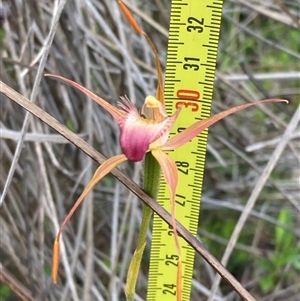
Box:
125 153 161 301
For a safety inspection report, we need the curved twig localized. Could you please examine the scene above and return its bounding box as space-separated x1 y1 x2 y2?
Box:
1 81 257 301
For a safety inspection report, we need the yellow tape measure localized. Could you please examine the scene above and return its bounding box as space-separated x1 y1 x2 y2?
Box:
148 0 223 300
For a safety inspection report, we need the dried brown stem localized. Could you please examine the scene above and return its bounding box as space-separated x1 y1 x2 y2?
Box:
1 81 257 301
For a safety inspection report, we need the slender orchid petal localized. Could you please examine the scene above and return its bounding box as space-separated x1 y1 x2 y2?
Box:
45 74 127 126
149 106 182 149
151 149 182 301
118 0 143 34
151 150 179 249
52 154 127 283
118 1 164 120
162 99 288 151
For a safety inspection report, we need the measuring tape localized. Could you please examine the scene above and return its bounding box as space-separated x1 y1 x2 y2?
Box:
148 0 223 300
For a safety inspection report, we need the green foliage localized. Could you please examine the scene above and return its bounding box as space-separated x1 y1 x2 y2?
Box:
202 212 252 273
275 208 293 251
257 208 300 293
66 119 76 132
44 264 52 276
0 285 11 301
0 28 5 42
259 274 275 293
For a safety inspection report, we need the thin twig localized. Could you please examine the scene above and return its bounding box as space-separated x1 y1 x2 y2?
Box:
0 263 37 301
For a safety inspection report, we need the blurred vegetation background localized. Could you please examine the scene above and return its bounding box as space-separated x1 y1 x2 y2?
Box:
0 0 299 300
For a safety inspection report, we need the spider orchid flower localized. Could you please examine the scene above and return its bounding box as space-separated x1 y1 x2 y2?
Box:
49 79 287 286
49 2 287 299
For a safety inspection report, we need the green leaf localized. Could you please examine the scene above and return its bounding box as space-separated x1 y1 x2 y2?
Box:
259 275 275 293
273 248 299 268
291 256 300 269
0 29 5 41
275 208 293 251
66 119 76 132
258 258 273 271
0 284 11 300
44 265 52 276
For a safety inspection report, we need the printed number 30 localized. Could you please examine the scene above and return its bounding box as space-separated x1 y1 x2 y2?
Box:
176 101 199 112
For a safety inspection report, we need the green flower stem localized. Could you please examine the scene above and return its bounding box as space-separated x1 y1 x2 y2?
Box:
125 152 161 301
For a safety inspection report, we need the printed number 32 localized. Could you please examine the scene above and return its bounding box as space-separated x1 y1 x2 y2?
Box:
187 17 204 33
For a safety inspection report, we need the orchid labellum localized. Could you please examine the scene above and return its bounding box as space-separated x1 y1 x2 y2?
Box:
49 2 287 301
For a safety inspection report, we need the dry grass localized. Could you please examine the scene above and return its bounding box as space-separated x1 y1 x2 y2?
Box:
0 0 299 301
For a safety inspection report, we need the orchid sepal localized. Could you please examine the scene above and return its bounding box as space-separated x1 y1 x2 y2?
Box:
52 154 127 283
162 98 288 151
45 74 127 126
118 0 165 119
151 149 182 301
